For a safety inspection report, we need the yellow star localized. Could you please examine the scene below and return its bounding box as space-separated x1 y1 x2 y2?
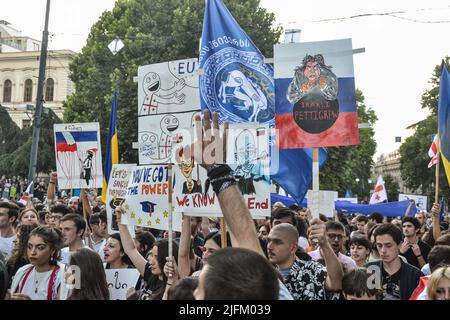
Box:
125 204 129 210
137 218 142 224
147 220 152 226
156 218 161 224
130 212 135 219
113 196 117 202
163 211 168 218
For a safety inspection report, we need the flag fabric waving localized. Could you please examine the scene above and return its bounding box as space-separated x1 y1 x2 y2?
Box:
199 0 327 203
428 134 438 168
438 61 450 185
102 91 119 202
369 176 388 204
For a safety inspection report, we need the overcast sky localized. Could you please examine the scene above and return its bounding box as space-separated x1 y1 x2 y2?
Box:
2 0 450 159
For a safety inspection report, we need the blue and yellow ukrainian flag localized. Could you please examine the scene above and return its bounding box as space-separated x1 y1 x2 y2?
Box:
102 91 119 202
438 61 450 186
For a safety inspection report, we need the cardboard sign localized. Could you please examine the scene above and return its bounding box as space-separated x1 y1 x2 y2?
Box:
398 194 428 211
105 269 140 300
54 123 103 189
137 58 201 164
173 123 271 217
106 164 136 236
306 190 338 218
274 39 358 148
121 165 182 231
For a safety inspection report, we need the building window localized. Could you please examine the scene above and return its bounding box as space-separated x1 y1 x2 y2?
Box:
45 78 54 101
22 119 31 129
3 79 12 102
24 79 33 102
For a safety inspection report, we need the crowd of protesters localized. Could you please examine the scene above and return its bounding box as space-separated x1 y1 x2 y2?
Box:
1 111 450 301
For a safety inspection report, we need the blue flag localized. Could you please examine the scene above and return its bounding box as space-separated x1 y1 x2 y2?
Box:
199 0 327 203
438 61 450 186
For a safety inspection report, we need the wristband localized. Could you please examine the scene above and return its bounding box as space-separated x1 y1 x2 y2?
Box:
49 181 55 184
416 255 422 258
206 164 236 195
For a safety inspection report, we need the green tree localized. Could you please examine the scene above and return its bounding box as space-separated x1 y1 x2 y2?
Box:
399 57 450 202
64 0 282 163
383 174 400 202
320 89 378 201
0 108 61 177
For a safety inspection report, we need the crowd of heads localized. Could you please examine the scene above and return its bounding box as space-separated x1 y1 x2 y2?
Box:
1 173 450 301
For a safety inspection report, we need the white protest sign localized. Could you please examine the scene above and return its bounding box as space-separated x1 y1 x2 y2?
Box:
398 194 428 211
306 190 338 218
105 269 140 300
106 164 136 236
122 165 182 231
137 58 201 164
54 123 103 189
172 123 271 217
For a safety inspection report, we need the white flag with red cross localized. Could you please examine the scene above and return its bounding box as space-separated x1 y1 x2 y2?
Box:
369 176 388 204
428 134 439 168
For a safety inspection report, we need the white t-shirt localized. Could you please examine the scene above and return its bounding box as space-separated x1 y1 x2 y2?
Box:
298 236 309 249
20 268 54 300
92 238 106 262
60 245 91 264
0 235 16 258
309 248 357 271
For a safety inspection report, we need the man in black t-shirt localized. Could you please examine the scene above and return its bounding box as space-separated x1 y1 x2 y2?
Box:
400 217 431 269
366 224 422 300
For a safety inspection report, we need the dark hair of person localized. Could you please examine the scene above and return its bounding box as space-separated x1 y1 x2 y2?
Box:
296 217 308 238
0 260 8 300
289 204 301 212
7 223 39 273
349 236 371 250
34 204 45 212
325 221 345 233
342 268 381 299
38 210 48 225
204 247 279 300
319 213 328 222
167 277 198 300
150 239 179 300
67 248 110 300
60 213 87 237
373 223 403 245
369 212 384 224
428 245 450 273
436 234 450 246
135 231 156 258
204 231 231 248
29 227 63 265
50 204 72 216
271 207 297 226
356 215 368 224
402 216 420 231
98 210 108 224
108 233 133 266
0 201 19 220
422 227 437 247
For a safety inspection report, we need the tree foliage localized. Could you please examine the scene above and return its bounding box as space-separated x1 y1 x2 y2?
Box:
384 174 400 202
399 57 450 202
320 89 378 200
63 0 283 163
0 105 60 177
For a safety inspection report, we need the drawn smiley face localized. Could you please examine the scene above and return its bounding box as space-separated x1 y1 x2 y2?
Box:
143 72 161 94
160 115 179 134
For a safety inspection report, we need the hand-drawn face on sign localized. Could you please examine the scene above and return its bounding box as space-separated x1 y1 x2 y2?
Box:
287 54 339 134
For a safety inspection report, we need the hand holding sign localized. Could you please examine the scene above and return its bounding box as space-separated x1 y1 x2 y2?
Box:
164 256 179 283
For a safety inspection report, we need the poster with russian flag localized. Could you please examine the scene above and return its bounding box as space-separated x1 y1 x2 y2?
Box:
54 123 103 189
274 39 359 148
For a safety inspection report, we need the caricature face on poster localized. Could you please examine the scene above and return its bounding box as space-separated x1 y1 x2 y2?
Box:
172 124 271 217
54 123 103 189
138 58 201 164
274 39 358 148
121 165 182 232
